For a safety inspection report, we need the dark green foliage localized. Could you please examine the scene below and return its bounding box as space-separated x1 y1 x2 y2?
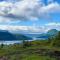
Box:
47 37 52 43
0 44 4 48
49 31 60 47
52 31 60 47
22 40 32 48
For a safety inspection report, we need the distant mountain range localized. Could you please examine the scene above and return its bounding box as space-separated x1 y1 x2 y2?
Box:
14 34 32 40
0 30 17 40
0 30 32 40
38 29 59 39
0 29 59 40
24 29 59 39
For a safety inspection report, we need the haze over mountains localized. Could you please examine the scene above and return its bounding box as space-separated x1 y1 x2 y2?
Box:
37 29 58 38
23 29 59 39
0 29 59 40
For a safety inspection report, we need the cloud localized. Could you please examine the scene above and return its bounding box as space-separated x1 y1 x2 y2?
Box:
0 25 45 33
0 0 59 22
47 0 54 4
45 22 60 26
0 22 60 34
45 22 60 31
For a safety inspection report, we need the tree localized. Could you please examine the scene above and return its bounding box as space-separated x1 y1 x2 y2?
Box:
51 31 60 47
22 40 31 48
0 43 4 48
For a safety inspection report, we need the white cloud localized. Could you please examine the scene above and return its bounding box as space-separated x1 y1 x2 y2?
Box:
45 22 60 26
0 24 45 33
45 22 60 31
0 22 60 34
0 0 59 22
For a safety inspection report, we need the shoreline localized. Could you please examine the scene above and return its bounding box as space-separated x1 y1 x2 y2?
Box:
0 40 33 45
0 38 47 45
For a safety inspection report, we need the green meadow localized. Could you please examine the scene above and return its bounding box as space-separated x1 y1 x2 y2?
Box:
0 31 60 60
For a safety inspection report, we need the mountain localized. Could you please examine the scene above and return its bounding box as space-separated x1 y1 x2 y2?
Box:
0 29 58 40
37 33 49 39
0 30 17 40
38 29 59 39
0 30 32 40
24 34 41 38
14 34 32 40
13 29 58 40
47 29 58 36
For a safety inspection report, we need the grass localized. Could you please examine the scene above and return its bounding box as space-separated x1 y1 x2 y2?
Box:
23 55 56 60
0 40 60 60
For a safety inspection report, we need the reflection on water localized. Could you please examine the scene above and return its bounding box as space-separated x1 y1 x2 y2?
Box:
0 40 32 45
0 41 22 45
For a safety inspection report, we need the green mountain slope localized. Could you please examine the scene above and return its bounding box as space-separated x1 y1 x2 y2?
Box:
0 30 32 40
14 34 32 40
38 29 59 39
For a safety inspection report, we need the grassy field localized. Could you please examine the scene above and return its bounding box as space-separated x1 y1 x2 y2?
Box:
0 40 60 60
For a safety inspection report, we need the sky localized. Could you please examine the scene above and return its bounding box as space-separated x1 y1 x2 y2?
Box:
0 0 60 34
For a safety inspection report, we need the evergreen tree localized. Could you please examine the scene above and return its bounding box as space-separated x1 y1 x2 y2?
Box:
51 31 60 47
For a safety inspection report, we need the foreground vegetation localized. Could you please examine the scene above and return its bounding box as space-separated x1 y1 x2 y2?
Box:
0 31 60 60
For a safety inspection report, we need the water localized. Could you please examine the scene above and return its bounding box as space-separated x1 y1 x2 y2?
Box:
0 38 47 45
0 40 33 45
0 41 22 45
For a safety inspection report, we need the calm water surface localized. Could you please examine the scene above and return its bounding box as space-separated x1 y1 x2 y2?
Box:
0 38 47 45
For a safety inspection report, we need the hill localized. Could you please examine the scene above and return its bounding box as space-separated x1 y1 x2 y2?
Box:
0 30 32 40
14 34 32 40
47 29 58 36
0 30 17 40
38 29 59 39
